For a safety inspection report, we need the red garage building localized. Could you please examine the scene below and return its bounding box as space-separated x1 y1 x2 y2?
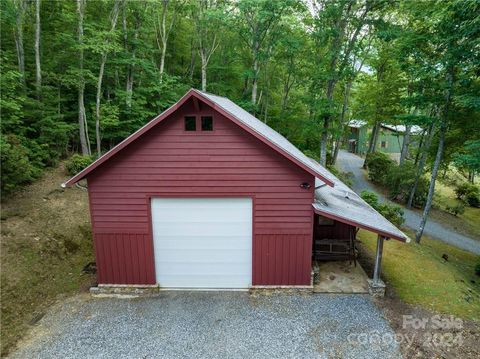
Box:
64 89 407 290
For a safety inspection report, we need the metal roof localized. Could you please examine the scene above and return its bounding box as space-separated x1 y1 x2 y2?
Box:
347 120 367 128
198 90 337 186
63 89 336 187
381 124 423 135
348 120 423 135
309 159 409 242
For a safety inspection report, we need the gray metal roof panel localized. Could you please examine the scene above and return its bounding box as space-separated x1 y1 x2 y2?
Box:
197 90 338 186
310 162 409 242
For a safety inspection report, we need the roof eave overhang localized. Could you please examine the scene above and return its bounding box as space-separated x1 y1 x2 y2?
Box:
191 89 334 187
312 205 408 242
63 88 334 188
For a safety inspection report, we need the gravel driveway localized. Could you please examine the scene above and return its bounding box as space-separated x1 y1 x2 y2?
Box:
11 292 401 359
336 150 480 254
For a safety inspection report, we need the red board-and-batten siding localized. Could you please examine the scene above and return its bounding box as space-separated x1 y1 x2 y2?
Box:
87 99 315 286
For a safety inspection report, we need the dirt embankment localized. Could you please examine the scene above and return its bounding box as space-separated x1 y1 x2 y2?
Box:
1 165 95 356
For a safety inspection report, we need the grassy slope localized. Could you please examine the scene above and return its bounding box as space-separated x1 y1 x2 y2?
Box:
0 165 94 356
357 229 480 320
431 181 480 238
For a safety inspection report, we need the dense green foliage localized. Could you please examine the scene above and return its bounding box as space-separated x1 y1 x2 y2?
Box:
445 203 465 217
360 190 405 227
65 154 94 176
365 152 395 185
0 0 478 197
365 152 428 207
385 162 428 207
455 182 480 208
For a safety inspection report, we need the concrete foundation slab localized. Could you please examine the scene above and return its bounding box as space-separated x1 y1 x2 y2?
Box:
313 261 369 294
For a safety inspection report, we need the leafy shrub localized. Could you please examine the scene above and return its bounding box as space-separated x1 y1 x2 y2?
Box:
378 203 405 227
65 154 93 176
360 190 379 208
385 162 429 207
361 190 405 227
445 203 465 216
0 135 39 195
454 182 480 207
364 152 395 185
327 165 354 188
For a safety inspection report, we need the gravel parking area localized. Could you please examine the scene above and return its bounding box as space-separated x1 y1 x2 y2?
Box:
11 292 401 359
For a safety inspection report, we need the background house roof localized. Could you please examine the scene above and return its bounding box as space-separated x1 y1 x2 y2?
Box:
347 120 423 135
309 159 409 242
381 124 423 135
347 120 367 128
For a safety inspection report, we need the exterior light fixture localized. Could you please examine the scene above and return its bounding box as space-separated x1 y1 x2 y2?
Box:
300 182 311 189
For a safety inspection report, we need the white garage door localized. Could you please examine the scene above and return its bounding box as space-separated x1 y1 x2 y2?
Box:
151 197 252 288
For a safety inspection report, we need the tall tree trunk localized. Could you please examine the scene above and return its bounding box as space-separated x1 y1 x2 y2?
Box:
194 0 219 93
319 79 337 166
122 0 134 108
13 0 26 83
77 0 90 155
399 125 412 165
34 0 42 98
200 53 207 92
414 130 426 165
188 36 196 80
331 81 352 166
155 0 175 82
415 70 453 243
95 0 120 157
407 123 435 209
95 55 107 157
251 48 259 105
125 30 138 108
363 121 380 168
159 38 167 80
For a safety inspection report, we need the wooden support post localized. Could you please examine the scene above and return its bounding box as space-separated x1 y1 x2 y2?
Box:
372 235 385 284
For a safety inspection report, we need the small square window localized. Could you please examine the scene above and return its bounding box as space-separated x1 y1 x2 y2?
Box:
201 116 213 131
381 141 387 148
185 116 196 131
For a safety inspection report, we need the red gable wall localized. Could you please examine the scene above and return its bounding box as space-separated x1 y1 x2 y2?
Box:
87 98 315 286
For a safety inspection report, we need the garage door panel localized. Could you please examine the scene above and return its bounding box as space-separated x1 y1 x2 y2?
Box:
154 235 250 249
151 197 252 288
154 248 250 260
155 207 251 221
156 274 252 288
155 262 250 274
151 222 251 236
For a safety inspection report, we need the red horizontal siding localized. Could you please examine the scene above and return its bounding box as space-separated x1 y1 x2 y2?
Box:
88 98 315 285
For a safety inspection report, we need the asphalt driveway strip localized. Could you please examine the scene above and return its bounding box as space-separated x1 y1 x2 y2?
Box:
10 292 402 359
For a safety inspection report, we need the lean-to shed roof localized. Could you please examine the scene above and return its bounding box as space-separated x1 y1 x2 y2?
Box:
310 159 409 242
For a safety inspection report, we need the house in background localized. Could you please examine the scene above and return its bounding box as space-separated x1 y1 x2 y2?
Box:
347 120 422 161
63 89 408 295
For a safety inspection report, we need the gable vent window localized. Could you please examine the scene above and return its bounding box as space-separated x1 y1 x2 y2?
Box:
185 116 196 131
201 116 213 131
